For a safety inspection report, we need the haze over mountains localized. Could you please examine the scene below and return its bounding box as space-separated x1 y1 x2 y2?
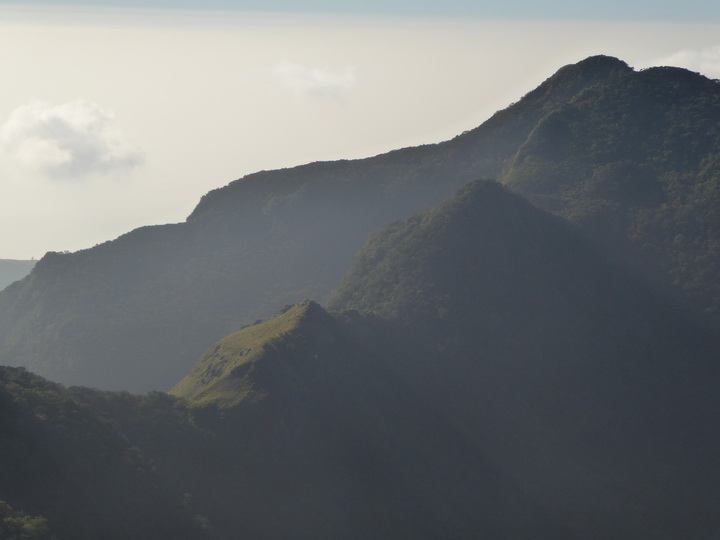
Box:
0 259 35 292
3 178 719 538
1 55 720 538
168 180 720 537
4 55 720 393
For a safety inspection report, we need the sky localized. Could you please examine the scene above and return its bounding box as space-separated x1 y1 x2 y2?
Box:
0 2 719 259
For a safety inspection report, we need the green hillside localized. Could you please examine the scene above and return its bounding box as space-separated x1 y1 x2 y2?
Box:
170 301 327 407
0 55 658 392
502 63 720 324
171 299 565 539
5 176 720 538
172 178 720 538
0 367 215 540
0 55 719 403
329 179 720 537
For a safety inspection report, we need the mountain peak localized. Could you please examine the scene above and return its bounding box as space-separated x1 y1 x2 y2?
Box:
526 54 632 99
555 55 633 82
3 54 720 394
571 54 631 72
170 300 333 408
328 179 579 321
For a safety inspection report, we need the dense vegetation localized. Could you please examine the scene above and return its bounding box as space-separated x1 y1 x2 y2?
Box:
0 367 215 540
503 62 720 326
172 300 567 539
329 180 720 537
2 55 720 537
0 302 564 539
5 179 715 538
0 501 53 540
3 178 720 538
0 55 656 392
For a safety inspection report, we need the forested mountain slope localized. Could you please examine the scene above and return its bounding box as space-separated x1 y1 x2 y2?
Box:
169 300 564 539
502 62 720 326
327 180 720 538
1 55 719 392
0 367 215 540
4 179 720 539
162 180 720 538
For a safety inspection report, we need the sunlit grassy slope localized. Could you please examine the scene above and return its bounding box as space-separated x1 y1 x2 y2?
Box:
170 301 320 407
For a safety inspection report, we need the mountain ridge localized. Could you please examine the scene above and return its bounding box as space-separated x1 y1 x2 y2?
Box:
326 178 720 537
166 178 720 538
3 117 720 537
2 55 720 392
170 297 570 538
502 60 720 325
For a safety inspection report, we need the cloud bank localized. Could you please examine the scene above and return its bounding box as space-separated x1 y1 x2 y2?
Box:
0 99 143 181
650 45 720 78
272 62 356 100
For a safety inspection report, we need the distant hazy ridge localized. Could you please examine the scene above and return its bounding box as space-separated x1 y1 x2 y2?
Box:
0 259 35 292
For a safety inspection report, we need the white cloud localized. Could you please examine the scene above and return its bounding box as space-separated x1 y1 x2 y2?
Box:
647 45 720 78
0 99 143 181
272 61 356 100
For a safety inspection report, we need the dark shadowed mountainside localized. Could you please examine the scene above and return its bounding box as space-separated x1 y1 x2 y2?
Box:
162 180 720 538
327 180 720 538
0 367 215 540
4 178 720 539
169 300 566 539
502 63 720 325
1 55 719 393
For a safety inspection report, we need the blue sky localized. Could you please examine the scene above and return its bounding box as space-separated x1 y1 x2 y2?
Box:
2 0 719 21
0 4 719 259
